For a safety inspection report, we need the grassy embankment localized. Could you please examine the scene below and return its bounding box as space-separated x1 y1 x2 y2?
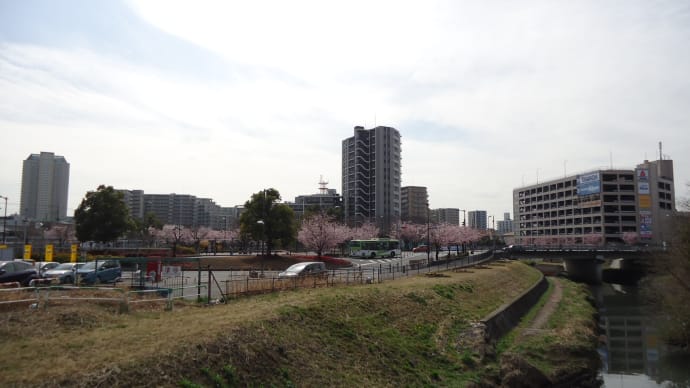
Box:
1 261 542 387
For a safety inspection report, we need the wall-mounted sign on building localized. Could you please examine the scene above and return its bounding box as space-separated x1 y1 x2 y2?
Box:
577 172 601 196
638 182 650 194
640 210 653 238
639 194 652 209
637 168 650 195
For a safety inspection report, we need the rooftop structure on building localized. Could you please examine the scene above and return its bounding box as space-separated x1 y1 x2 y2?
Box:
342 125 401 233
513 154 675 246
287 177 343 220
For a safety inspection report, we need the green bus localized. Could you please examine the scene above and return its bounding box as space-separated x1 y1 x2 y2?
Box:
349 238 401 258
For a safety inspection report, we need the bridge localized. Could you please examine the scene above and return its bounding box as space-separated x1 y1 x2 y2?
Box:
500 247 659 260
499 247 662 283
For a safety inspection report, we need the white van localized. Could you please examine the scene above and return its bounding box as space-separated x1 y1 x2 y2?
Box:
278 262 327 278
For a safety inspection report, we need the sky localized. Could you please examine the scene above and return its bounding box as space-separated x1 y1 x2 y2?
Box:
1 0 689 222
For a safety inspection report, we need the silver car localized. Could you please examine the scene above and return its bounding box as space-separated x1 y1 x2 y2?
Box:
278 262 327 278
34 261 60 277
43 263 84 284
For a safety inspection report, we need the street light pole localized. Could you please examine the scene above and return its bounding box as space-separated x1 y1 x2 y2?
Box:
257 220 265 256
488 215 495 250
426 202 431 263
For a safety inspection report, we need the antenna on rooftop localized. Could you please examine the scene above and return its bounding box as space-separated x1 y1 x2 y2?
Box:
659 141 663 160
318 175 329 195
564 160 567 178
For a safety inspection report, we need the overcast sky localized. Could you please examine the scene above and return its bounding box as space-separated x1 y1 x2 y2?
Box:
1 0 689 222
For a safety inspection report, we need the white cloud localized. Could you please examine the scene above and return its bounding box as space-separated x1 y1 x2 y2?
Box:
1 0 689 220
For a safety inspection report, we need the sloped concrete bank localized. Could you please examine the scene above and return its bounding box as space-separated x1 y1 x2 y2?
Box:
480 272 548 343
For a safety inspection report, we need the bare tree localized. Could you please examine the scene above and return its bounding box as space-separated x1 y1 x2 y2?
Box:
643 182 690 347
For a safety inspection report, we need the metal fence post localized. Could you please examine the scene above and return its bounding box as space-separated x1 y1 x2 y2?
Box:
207 266 212 303
197 259 202 302
165 290 173 311
120 291 129 314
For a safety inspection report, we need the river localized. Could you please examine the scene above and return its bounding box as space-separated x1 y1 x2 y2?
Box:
592 282 690 387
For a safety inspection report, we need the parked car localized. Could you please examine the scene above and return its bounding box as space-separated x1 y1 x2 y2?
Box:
278 262 327 278
0 260 38 286
44 262 84 284
503 245 525 253
412 245 429 253
34 261 60 277
77 260 122 284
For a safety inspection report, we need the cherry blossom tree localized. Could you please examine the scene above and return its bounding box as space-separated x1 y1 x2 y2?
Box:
398 222 426 250
349 222 379 240
455 226 484 252
188 226 212 253
431 223 459 258
582 233 604 246
533 237 549 247
158 225 192 257
622 232 638 245
298 213 347 257
43 224 76 247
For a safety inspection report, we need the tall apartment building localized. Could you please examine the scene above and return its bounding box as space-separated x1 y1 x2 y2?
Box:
513 158 675 245
431 208 460 225
401 186 428 224
468 210 488 230
20 152 70 221
342 126 402 233
120 190 145 219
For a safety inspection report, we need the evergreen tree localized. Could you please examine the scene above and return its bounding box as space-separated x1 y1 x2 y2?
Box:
74 185 132 244
239 188 296 255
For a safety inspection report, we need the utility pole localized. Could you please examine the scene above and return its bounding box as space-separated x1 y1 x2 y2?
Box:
0 195 7 244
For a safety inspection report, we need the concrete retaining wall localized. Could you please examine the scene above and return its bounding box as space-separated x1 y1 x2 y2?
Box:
480 271 548 343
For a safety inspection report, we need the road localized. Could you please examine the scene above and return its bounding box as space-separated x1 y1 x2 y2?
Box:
348 250 485 268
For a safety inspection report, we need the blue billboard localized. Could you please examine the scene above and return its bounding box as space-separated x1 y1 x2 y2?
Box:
577 172 601 196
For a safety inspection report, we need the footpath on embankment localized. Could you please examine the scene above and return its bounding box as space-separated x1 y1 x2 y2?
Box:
1 260 599 387
478 273 601 388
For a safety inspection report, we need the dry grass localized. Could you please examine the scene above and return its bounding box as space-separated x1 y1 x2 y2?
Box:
0 261 541 387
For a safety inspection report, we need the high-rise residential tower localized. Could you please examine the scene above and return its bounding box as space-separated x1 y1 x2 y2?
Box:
342 126 402 234
20 152 70 221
